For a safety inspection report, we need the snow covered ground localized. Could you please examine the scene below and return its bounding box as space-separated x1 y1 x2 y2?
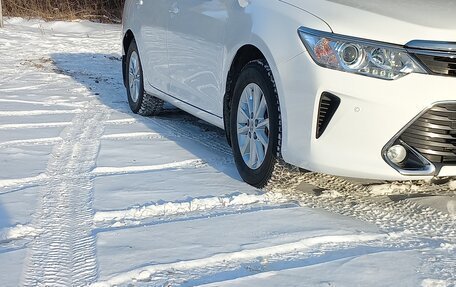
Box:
0 18 455 287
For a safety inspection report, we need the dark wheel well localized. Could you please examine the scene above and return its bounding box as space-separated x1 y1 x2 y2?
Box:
224 45 266 146
122 30 135 87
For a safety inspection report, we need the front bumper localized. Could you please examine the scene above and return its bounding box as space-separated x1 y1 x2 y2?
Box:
277 51 456 180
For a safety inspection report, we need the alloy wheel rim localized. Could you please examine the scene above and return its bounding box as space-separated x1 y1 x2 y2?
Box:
237 83 270 170
128 51 141 103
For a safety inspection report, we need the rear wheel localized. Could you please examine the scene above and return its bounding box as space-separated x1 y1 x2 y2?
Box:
126 40 163 116
230 60 281 188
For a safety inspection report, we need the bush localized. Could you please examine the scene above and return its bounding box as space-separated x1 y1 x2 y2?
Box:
2 0 125 23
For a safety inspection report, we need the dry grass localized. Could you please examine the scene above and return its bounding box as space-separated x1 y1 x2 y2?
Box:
3 0 125 23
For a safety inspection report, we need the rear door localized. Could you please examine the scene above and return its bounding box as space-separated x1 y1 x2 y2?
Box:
137 0 170 93
168 0 232 117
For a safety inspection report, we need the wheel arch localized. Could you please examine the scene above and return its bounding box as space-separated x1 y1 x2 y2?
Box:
223 44 281 147
122 30 135 87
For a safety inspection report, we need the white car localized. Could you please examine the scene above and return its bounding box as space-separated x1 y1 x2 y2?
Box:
122 0 456 188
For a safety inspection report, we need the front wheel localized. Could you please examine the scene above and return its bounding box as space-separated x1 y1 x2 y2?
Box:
230 60 281 188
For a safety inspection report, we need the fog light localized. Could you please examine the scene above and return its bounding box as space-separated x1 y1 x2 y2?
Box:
387 145 407 164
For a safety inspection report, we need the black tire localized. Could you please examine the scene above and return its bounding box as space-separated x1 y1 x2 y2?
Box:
230 59 281 188
126 40 164 116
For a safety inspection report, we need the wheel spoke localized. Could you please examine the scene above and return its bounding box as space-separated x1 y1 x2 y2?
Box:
239 106 250 123
130 61 136 75
129 76 134 89
134 62 140 74
256 118 269 129
249 137 256 167
255 96 267 120
240 136 250 157
255 140 265 164
257 130 269 147
240 89 249 113
247 88 254 117
237 124 249 135
133 82 138 101
252 85 261 118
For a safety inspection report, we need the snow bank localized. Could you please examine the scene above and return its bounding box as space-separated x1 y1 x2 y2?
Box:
94 192 287 224
0 225 39 243
91 159 206 177
0 174 47 189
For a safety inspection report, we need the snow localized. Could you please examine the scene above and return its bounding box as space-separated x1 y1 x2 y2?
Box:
93 192 287 225
199 250 422 287
0 225 39 243
94 207 383 285
0 18 455 287
92 159 205 176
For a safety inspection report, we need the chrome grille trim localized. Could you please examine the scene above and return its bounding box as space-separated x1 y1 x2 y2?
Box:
406 40 456 52
405 40 456 77
400 103 456 164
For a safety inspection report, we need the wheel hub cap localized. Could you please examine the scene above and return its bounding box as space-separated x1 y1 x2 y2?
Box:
237 83 270 170
128 51 141 103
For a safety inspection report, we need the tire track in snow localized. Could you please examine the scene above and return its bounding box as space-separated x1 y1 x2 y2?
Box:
266 168 456 241
267 172 456 281
283 176 456 242
21 102 109 286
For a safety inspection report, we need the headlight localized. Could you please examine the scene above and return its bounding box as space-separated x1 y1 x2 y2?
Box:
298 27 427 80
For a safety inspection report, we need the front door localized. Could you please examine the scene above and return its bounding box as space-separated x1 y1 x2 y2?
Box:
138 0 170 93
168 0 232 117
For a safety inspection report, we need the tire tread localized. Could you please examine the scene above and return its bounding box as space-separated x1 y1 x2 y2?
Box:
138 93 164 117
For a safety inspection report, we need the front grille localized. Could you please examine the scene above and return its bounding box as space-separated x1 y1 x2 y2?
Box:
413 53 456 77
401 104 456 163
406 40 456 78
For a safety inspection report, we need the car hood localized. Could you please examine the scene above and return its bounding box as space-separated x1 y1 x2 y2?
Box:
283 0 456 45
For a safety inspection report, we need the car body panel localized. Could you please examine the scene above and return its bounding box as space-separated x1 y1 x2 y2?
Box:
123 0 456 181
281 0 456 44
278 51 456 180
168 0 232 117
123 0 170 93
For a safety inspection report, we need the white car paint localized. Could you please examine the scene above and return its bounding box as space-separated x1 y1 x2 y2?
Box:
284 0 456 44
122 0 456 181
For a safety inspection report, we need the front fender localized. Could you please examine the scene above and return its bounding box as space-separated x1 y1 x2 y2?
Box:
223 0 332 158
